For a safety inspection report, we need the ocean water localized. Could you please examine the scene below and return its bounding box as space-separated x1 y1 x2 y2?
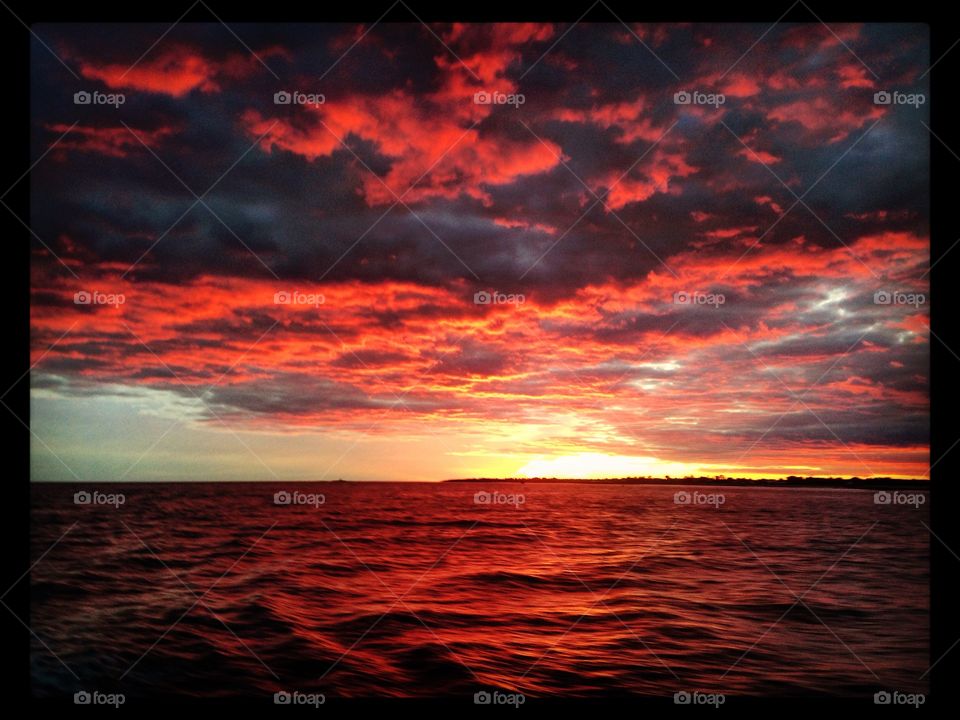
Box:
29 482 929 700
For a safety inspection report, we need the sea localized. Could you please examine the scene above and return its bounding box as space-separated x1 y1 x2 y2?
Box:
28 482 929 701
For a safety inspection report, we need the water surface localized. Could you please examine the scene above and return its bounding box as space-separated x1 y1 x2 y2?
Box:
30 482 929 699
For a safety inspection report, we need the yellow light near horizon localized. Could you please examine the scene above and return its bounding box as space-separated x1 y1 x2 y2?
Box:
516 453 702 479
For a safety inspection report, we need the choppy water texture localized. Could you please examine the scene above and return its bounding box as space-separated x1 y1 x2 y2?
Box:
29 482 929 699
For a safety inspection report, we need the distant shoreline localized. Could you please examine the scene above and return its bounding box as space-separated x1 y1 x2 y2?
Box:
443 476 928 490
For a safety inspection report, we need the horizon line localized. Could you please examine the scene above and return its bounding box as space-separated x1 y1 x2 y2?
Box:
30 475 930 484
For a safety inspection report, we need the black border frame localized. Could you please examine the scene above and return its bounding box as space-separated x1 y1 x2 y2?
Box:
2 0 955 712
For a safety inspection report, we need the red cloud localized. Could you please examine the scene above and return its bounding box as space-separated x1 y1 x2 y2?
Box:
754 196 784 214
768 96 884 143
720 73 762 98
441 22 554 84
77 45 288 97
598 149 698 210
46 123 175 158
551 97 665 145
738 146 782 165
242 101 561 206
241 25 563 206
493 217 557 235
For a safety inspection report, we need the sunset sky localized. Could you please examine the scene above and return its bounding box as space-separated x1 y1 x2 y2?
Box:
29 22 929 481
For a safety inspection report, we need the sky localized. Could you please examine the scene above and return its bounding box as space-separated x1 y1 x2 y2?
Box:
28 21 929 481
